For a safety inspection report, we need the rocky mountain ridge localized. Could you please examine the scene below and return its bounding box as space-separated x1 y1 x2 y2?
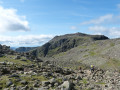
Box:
26 32 120 71
30 33 109 57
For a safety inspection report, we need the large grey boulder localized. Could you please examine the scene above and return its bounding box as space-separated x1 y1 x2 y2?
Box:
14 55 21 59
61 81 72 90
20 80 28 85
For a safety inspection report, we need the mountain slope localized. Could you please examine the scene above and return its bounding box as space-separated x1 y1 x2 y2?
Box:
43 38 120 71
30 33 109 57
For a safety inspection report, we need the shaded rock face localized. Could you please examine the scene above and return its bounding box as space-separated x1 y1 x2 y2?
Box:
30 33 109 57
0 45 16 56
91 35 109 40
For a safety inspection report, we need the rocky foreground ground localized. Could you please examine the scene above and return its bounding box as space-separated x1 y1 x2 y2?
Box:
0 58 120 90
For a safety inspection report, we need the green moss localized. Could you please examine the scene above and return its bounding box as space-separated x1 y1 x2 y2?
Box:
96 82 106 85
48 47 60 55
100 58 120 70
0 76 8 88
32 75 48 81
83 54 89 57
0 55 32 65
110 43 115 47
85 88 92 90
56 79 62 83
89 51 96 56
53 52 66 57
82 78 88 84
2 56 6 58
78 45 87 49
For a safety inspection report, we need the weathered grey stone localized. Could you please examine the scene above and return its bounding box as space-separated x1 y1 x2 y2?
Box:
20 80 28 85
33 82 39 87
75 75 82 80
6 81 13 87
10 87 16 90
49 78 56 84
42 81 50 87
61 81 72 90
10 74 19 78
38 87 49 90
14 56 21 59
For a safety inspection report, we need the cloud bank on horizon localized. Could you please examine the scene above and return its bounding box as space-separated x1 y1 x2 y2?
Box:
0 35 53 47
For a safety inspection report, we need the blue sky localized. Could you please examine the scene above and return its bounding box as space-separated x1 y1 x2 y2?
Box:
0 0 120 47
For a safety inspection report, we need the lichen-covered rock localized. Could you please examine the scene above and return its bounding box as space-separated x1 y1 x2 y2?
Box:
42 81 50 87
6 81 13 87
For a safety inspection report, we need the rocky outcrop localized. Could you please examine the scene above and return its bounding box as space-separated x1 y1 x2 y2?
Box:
0 45 15 56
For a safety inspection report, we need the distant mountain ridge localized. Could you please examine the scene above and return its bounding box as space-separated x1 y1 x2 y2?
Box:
29 32 109 57
15 47 37 52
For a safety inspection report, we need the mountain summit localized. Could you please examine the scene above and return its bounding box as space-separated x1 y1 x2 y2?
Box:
30 32 109 57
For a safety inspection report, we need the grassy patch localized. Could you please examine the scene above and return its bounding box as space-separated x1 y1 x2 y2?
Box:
32 75 48 81
110 43 115 47
80 78 88 84
53 52 66 57
48 47 60 56
100 58 120 70
89 51 96 56
0 55 32 65
96 82 106 85
0 76 8 88
83 54 89 57
20 75 48 82
78 45 87 49
56 78 62 84
91 43 97 47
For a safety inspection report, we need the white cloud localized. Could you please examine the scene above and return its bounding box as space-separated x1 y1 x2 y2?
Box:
109 27 120 37
88 26 120 38
0 35 54 47
80 14 113 25
79 14 120 38
88 26 107 32
0 6 30 32
70 26 78 30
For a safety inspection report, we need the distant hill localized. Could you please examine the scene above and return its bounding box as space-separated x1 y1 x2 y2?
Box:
30 32 109 57
15 47 37 52
10 47 17 50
